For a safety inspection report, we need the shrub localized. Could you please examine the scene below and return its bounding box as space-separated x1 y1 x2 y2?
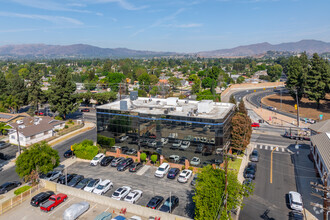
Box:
140 153 147 162
55 116 63 120
150 155 158 163
64 125 69 129
72 139 99 160
188 166 194 171
97 134 115 147
67 119 74 125
14 185 31 195
182 165 185 170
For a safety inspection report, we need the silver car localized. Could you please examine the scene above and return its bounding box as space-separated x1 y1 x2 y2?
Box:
63 202 90 220
249 149 259 162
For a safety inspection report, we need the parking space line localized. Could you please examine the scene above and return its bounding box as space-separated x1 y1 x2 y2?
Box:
136 165 150 176
48 197 74 216
265 146 268 150
270 146 274 150
282 148 285 152
276 147 279 152
104 206 111 213
80 203 97 218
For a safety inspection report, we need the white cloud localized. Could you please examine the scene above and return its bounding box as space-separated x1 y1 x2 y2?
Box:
0 28 39 33
88 0 148 10
0 12 83 25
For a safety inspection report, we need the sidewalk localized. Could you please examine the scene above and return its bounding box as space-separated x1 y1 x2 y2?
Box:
291 144 322 220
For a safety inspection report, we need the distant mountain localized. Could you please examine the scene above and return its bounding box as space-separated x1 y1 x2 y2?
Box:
197 40 330 57
0 44 178 59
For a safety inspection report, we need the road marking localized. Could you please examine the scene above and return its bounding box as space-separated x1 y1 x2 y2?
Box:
270 146 274 150
270 147 277 184
81 203 97 218
136 165 150 176
276 147 279 152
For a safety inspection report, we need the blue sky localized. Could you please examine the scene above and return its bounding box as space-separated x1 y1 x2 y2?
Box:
0 0 329 52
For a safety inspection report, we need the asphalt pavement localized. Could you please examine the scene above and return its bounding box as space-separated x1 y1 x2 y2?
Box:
239 147 297 220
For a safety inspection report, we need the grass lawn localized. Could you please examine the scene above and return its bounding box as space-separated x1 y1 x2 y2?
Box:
228 158 243 173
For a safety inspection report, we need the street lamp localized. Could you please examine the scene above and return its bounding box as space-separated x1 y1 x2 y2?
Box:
294 88 300 127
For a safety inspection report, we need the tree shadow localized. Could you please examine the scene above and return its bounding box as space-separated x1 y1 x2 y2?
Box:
184 189 195 219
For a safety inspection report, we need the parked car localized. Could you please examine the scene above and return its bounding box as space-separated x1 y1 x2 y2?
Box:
93 179 113 195
289 211 304 220
209 159 223 165
215 148 223 155
30 191 55 207
67 175 84 187
0 141 10 150
95 212 112 220
64 149 75 158
117 158 134 171
251 123 260 128
0 181 21 194
63 202 90 220
167 168 180 179
190 157 201 166
84 178 102 192
178 156 187 165
126 148 137 155
111 186 131 200
81 108 90 112
90 153 105 166
0 152 10 160
195 144 203 154
75 178 93 190
244 163 257 179
147 140 157 148
191 174 198 186
170 140 181 149
121 146 130 154
249 149 259 162
124 190 143 204
146 196 164 209
112 216 126 220
43 170 63 181
119 136 129 142
159 196 179 213
180 141 190 150
127 216 141 220
178 170 193 183
289 191 303 211
202 146 213 156
100 156 115 166
40 193 67 212
154 163 170 178
161 138 169 145
58 174 77 185
169 155 180 163
111 157 125 167
129 163 143 172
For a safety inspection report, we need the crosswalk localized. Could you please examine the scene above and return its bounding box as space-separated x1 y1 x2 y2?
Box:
252 143 293 153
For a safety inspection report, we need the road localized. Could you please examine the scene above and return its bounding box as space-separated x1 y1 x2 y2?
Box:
240 147 297 220
0 128 96 186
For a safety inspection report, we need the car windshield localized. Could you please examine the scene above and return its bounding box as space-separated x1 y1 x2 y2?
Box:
158 167 165 171
292 201 302 206
252 151 258 156
126 196 132 200
192 158 198 161
93 156 100 160
96 184 104 190
87 180 96 187
46 173 53 177
164 201 172 207
113 192 120 196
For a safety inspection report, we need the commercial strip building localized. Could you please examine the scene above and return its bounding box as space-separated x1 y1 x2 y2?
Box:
309 120 330 183
96 93 235 165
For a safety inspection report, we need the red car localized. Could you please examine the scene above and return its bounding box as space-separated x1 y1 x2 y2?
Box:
81 108 90 112
251 123 260 128
40 193 67 212
35 111 44 116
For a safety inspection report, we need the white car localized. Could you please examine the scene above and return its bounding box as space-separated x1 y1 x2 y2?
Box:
124 190 143 204
148 140 157 148
90 153 105 166
120 136 129 142
288 191 303 211
161 138 168 145
180 141 190 150
111 186 131 200
215 148 223 155
92 179 113 195
154 163 170 178
84 178 102 192
190 157 200 166
169 155 180 163
178 169 193 183
128 216 142 220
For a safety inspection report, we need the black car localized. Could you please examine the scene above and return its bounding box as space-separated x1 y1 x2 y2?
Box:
30 191 55 207
100 156 115 166
0 181 21 194
57 173 77 185
191 174 198 186
128 139 139 145
167 168 180 179
75 178 93 189
63 149 75 158
202 160 213 167
209 159 223 165
146 196 164 209
289 211 304 220
121 146 129 154
139 139 148 147
202 146 213 156
129 162 143 172
0 152 11 160
111 157 125 167
195 144 203 154
159 196 179 213
244 163 257 179
117 158 134 171
0 141 10 149
67 175 84 187
178 156 187 165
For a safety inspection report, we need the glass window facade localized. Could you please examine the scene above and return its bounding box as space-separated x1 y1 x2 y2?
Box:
96 106 234 167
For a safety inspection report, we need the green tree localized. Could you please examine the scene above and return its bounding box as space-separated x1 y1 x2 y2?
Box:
15 142 60 179
149 86 159 96
140 153 147 162
27 68 44 111
150 75 159 85
72 139 99 160
267 64 283 82
201 77 215 89
92 92 117 105
192 78 201 94
6 74 27 113
305 53 328 108
193 165 246 220
236 76 245 84
138 89 147 97
168 77 181 90
285 56 305 102
49 66 79 119
151 154 158 163
238 100 247 115
0 122 11 135
138 73 151 91
0 72 6 94
107 72 125 92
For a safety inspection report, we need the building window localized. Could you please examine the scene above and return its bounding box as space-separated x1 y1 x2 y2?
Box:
11 135 15 139
31 135 36 140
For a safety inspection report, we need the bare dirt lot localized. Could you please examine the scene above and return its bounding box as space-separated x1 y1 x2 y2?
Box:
262 93 330 121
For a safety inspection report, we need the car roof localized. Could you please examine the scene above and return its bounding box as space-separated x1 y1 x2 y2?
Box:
101 179 111 184
289 191 302 203
159 163 169 168
95 153 104 157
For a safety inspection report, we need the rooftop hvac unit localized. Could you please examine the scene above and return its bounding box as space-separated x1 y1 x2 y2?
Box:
185 100 189 104
120 100 128 111
130 91 138 100
149 98 152 102
164 109 169 114
16 120 23 125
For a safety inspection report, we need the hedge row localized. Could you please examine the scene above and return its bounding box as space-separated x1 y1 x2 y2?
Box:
14 185 31 195
72 139 99 160
97 134 115 147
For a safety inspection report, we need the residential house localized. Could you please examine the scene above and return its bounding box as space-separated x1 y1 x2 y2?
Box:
0 112 29 124
8 116 65 147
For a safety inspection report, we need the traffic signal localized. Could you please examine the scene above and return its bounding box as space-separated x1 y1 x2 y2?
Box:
294 104 297 110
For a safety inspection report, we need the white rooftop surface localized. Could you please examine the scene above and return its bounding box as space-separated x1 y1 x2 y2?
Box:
97 97 235 120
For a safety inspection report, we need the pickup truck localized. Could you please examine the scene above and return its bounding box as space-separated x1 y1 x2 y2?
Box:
40 193 67 212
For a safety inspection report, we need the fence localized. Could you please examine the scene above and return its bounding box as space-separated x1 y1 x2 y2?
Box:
0 184 43 215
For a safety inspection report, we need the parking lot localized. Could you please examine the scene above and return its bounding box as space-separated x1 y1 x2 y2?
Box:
66 161 195 219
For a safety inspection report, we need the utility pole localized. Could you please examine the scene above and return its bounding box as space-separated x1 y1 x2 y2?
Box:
295 89 300 127
310 172 330 220
224 153 228 214
16 127 21 155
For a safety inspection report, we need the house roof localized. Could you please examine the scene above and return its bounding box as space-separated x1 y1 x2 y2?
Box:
9 116 64 137
309 120 330 133
0 112 29 123
311 132 330 171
